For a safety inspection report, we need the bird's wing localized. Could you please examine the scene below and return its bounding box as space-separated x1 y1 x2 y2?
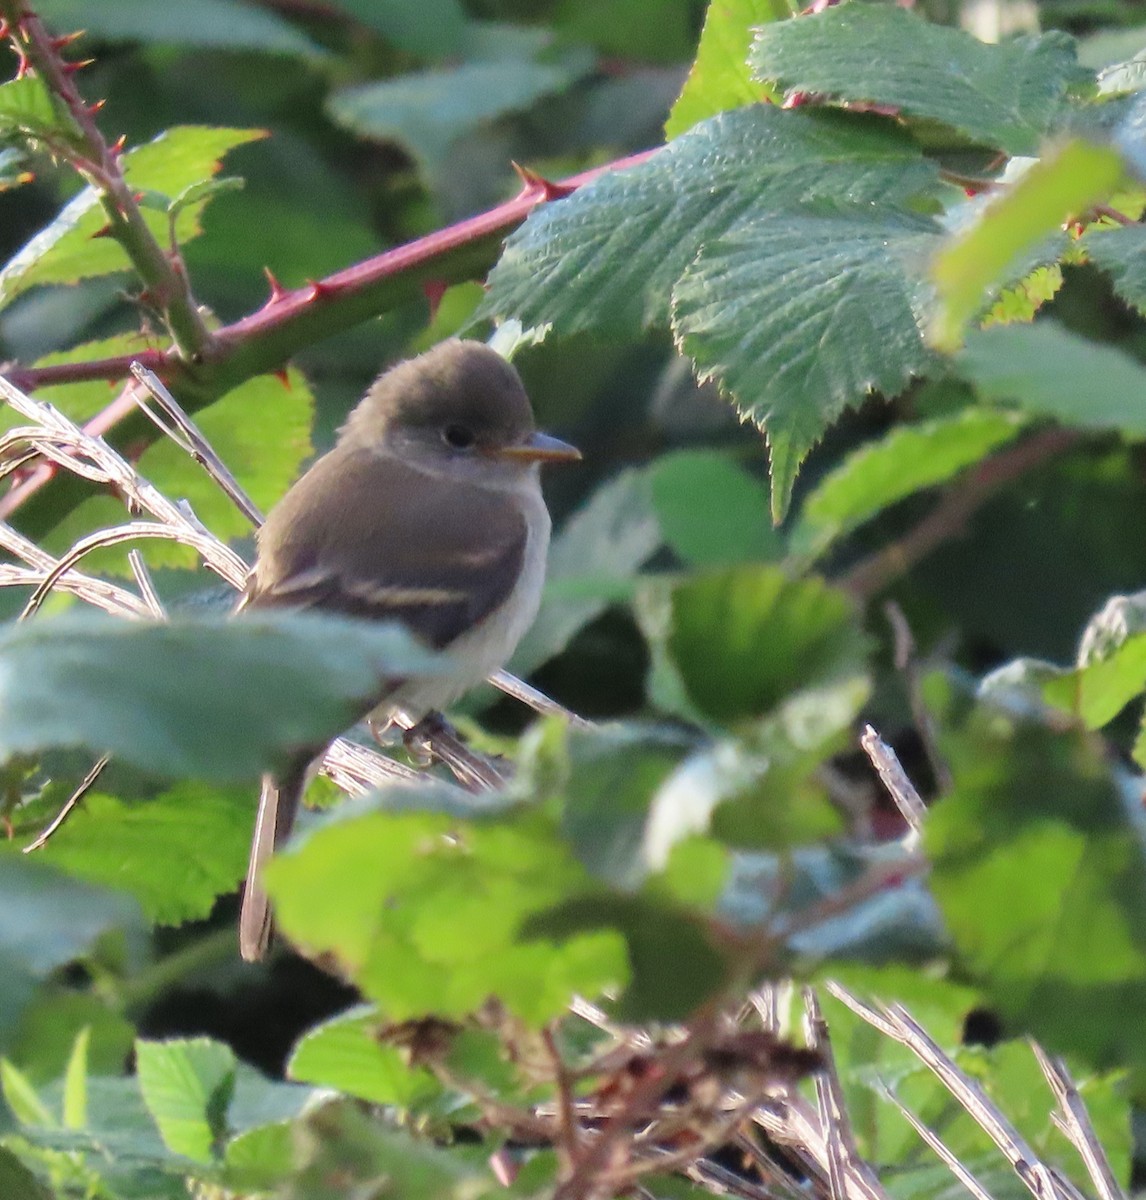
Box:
240 447 528 649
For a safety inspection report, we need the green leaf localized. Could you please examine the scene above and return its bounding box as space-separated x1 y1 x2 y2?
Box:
790 409 1027 561
1085 221 1146 317
61 1028 88 1131
36 0 328 57
958 322 1146 436
135 1038 235 1164
0 613 443 782
482 106 939 341
1044 630 1146 728
267 804 629 1024
288 1006 441 1108
932 142 1123 350
0 858 143 1050
508 468 662 676
328 56 590 180
14 783 251 926
982 264 1064 328
638 564 869 725
665 0 788 138
0 126 264 307
0 76 75 145
672 204 941 519
1 1058 55 1127
649 450 780 566
0 1146 52 1200
927 717 1146 1069
336 0 466 56
750 5 1088 156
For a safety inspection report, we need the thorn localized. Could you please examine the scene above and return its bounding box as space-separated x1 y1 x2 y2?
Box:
49 30 86 50
131 190 144 203
13 49 30 79
422 279 447 319
304 278 335 302
511 161 574 202
86 98 106 115
0 21 10 40
272 367 291 387
61 57 95 75
110 133 127 157
262 266 288 305
782 90 815 109
91 220 114 239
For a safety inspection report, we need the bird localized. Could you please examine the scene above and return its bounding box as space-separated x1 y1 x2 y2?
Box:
236 338 580 962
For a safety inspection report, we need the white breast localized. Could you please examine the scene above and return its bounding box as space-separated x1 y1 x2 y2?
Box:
384 476 551 724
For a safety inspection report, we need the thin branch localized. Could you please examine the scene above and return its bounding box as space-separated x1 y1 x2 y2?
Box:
1030 1042 1126 1200
23 755 109 852
0 4 215 357
859 724 927 836
838 428 1081 602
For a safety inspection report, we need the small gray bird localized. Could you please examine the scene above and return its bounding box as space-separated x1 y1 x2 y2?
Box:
237 339 579 962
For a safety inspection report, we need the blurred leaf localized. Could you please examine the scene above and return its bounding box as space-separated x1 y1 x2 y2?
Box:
1 1058 55 1126
0 126 264 307
0 1146 51 1200
1044 630 1146 728
790 410 1026 561
638 565 869 724
0 76 75 145
555 0 693 64
672 204 941 518
0 858 143 1049
13 783 250 926
750 6 1088 155
61 1028 88 1130
135 1038 234 1164
509 468 661 676
1085 221 1146 317
267 805 629 1024
36 0 329 57
0 613 442 782
931 142 1122 350
666 0 787 138
333 0 467 57
328 56 591 180
288 1006 440 1108
483 106 938 340
11 991 135 1086
649 450 779 566
959 322 1146 436
927 716 1146 1069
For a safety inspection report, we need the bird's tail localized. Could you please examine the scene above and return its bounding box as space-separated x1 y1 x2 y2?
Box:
239 770 304 962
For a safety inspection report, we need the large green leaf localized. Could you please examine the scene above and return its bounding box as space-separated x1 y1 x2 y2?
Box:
958 322 1146 436
9 783 251 926
0 613 442 782
333 0 467 57
267 800 629 1024
35 0 328 57
136 1039 234 1164
1043 630 1146 728
0 76 76 146
672 204 942 518
482 105 939 340
665 0 788 138
0 126 264 307
638 564 869 725
750 5 1089 156
927 716 1146 1069
790 409 1027 561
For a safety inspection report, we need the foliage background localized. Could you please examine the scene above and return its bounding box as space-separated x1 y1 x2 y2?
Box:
2 0 1146 1195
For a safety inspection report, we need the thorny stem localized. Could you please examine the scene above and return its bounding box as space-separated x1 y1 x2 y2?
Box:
0 2 215 359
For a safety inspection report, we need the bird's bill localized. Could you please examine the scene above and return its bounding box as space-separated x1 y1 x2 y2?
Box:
494 431 581 463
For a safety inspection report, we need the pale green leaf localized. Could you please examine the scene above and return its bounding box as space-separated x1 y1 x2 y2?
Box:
135 1038 235 1164
665 0 788 138
61 1028 88 1130
932 142 1123 350
791 409 1027 561
0 76 75 145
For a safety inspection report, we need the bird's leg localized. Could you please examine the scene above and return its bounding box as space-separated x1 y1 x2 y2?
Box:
402 711 508 793
402 711 448 767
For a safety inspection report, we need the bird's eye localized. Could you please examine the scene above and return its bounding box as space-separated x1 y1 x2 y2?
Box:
442 423 476 450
